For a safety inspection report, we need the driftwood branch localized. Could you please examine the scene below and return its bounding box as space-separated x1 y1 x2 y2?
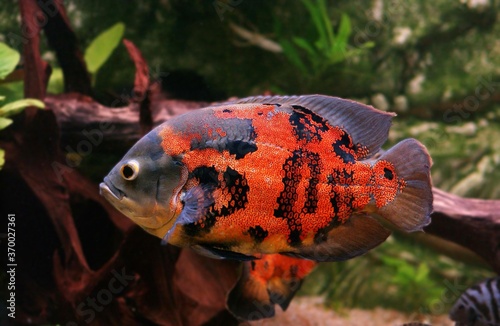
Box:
426 188 500 273
42 0 92 95
46 94 207 152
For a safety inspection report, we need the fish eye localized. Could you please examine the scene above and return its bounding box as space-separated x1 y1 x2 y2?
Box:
120 160 140 181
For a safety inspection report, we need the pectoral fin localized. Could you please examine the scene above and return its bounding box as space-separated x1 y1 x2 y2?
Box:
161 184 214 245
286 213 391 262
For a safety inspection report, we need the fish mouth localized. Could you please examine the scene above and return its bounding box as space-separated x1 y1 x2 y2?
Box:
99 179 125 200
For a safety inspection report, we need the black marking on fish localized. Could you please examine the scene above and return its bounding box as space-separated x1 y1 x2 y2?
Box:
217 167 249 216
190 118 258 159
313 217 340 245
274 149 323 245
289 105 329 142
292 105 329 130
327 176 341 216
332 131 356 163
191 166 219 186
225 140 258 159
328 168 354 185
193 244 256 261
303 152 321 214
384 167 394 180
274 150 303 245
247 225 269 243
288 229 302 246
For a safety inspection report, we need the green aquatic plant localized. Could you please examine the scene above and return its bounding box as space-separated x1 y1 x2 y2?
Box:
299 233 494 314
84 22 125 81
380 256 442 311
0 43 45 170
0 43 19 78
48 22 125 93
279 0 373 77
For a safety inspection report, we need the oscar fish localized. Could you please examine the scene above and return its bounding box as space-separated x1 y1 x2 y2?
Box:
100 95 433 261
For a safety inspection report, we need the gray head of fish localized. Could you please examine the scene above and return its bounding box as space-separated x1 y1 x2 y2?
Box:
99 128 186 237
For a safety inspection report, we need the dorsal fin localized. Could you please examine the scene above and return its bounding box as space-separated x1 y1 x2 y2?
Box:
232 95 395 157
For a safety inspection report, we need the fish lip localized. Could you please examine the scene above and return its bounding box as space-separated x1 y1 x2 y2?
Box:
100 179 125 200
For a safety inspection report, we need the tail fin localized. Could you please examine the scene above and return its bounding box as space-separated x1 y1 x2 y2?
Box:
376 138 433 232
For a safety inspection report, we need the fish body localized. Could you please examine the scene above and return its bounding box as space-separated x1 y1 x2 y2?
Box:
449 276 500 326
100 95 433 261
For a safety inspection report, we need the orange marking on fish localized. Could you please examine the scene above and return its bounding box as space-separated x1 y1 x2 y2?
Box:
215 127 226 137
160 125 197 157
250 255 316 283
372 160 405 207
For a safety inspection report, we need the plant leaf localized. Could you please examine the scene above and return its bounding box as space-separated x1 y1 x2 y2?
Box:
317 0 335 48
0 42 20 80
293 37 317 58
336 13 352 47
330 13 351 63
301 0 328 51
84 22 125 74
0 148 4 170
47 67 65 94
0 117 13 129
280 39 308 74
415 263 429 283
0 81 24 103
360 41 375 49
0 98 45 117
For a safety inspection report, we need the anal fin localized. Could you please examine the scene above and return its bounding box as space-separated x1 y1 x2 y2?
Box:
227 262 275 321
227 254 317 321
286 213 391 262
267 276 302 312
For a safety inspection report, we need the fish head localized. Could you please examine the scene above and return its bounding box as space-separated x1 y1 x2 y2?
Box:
100 128 187 238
